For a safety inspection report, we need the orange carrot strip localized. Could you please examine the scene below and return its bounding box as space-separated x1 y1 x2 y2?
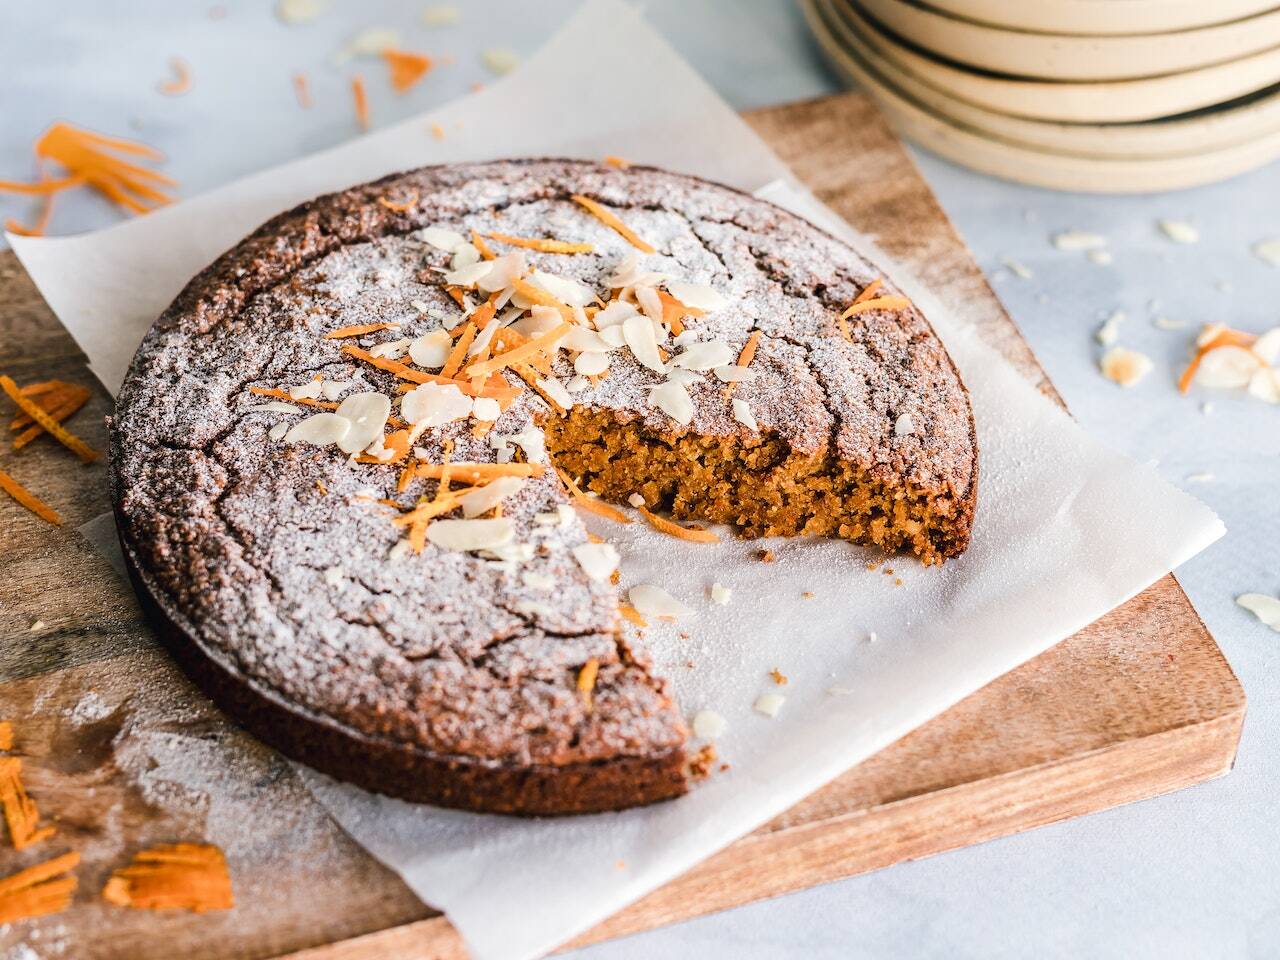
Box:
571 194 654 253
471 230 496 260
440 324 477 379
354 428 412 465
0 376 98 462
323 322 400 339
603 155 631 169
0 722 11 751
839 295 911 320
377 191 419 214
383 49 434 94
293 73 313 109
725 330 761 396
618 603 647 627
555 467 631 524
9 383 84 429
638 505 719 543
853 277 883 304
0 174 85 195
486 232 594 255
1178 328 1259 394
246 386 339 410
577 657 600 710
0 757 56 849
158 57 193 96
103 843 233 912
445 286 467 308
464 322 571 379
0 852 79 925
17 381 63 398
351 75 370 131
0 468 61 526
656 289 704 337
414 462 544 482
14 391 90 450
509 278 574 322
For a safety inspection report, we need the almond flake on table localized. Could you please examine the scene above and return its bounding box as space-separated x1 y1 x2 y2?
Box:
709 582 731 605
671 340 734 371
322 379 355 401
288 379 324 400
420 226 466 251
1099 347 1153 387
1088 250 1113 265
369 338 411 359
276 0 326 24
402 382 473 427
247 401 301 414
1152 316 1187 331
1247 368 1280 404
1194 345 1260 390
753 692 785 718
629 584 693 620
572 542 619 582
30 620 46 632
481 48 520 75
1001 257 1032 279
427 517 515 552
1253 238 1280 266
334 26 400 63
422 5 460 26
536 377 574 410
1185 472 1214 484
471 397 501 421
1052 230 1107 251
691 710 728 739
444 260 494 287
573 352 609 376
1237 593 1280 631
1158 219 1199 244
1095 310 1124 346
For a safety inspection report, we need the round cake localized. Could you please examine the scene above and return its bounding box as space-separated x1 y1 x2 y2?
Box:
110 159 977 815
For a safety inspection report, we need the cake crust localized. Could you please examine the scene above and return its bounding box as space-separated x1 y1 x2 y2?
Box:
110 158 977 815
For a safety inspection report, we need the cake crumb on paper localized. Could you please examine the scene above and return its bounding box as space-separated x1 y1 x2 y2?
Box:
1100 347 1153 387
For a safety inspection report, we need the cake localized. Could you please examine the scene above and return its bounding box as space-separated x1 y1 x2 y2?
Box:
110 159 976 815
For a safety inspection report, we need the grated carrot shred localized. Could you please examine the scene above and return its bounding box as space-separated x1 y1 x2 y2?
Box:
383 49 434 94
839 295 911 321
486 232 594 255
1178 327 1259 394
0 722 10 751
440 324 477 379
853 277 883 304
603 155 631 169
555 467 631 524
354 428 412 465
414 462 544 482
577 658 600 711
342 345 514 401
464 322 572 379
293 72 313 109
431 122 446 141
509 278 575 322
570 194 655 253
9 381 89 431
511 362 567 413
377 191 419 214
445 286 467 308
0 757 56 850
14 390 90 450
158 57 193 96
102 843 233 913
247 386 338 410
3 164 66 237
637 505 719 543
656 289 704 337
0 851 79 925
0 376 98 462
471 230 496 260
351 75 370 131
323 322 400 339
618 604 647 628
0 468 61 526
725 330 761 397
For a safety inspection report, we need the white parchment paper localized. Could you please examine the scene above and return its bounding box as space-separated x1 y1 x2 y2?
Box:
10 3 1224 959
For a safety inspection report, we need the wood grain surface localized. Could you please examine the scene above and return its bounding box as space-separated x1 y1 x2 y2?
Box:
0 92 1244 960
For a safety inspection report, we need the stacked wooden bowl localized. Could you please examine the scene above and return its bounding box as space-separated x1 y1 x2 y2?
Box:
801 0 1280 191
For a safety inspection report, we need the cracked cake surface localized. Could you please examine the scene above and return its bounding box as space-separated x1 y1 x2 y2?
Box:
110 158 976 815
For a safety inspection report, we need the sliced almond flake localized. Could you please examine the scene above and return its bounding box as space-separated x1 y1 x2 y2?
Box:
635 286 664 326
606 254 666 289
459 476 525 518
650 380 694 425
753 692 785 718
597 325 627 349
334 26 400 63
495 427 546 464
334 392 391 454
289 380 324 400
321 379 355 401
627 493 645 507
532 269 593 307
285 412 350 446
664 279 729 311
664 368 703 387
1251 327 1280 364
562 327 612 353
692 710 727 739
402 382 474 426
268 422 289 441
1052 230 1107 251
422 5 459 26
572 542 619 582
472 397 501 421
1202 401 1215 415
468 318 501 357
1088 250 1113 265
594 300 638 329
1253 238 1280 267
477 252 527 293
420 226 466 251
623 314 665 373
731 398 758 431
410 298 430 314
276 0 326 24
1238 593 1280 630
671 340 734 371
629 583 692 620
894 412 914 436
710 582 731 605
428 517 515 552
1247 367 1280 404
247 401 301 414
1195 346 1260 389
566 375 591 393
536 376 573 410
408 330 452 368
574 352 609 376
1095 310 1124 346
514 305 565 339
444 260 494 287
369 338 411 359
450 243 481 270
1099 347 1153 387
1001 258 1032 279
1159 219 1199 244
481 47 519 75
1152 316 1187 331
389 539 414 561
1185 472 1215 483
714 365 756 384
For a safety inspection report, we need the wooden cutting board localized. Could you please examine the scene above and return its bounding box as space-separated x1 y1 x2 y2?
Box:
0 92 1244 960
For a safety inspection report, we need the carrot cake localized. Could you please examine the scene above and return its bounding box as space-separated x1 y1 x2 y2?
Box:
109 159 976 815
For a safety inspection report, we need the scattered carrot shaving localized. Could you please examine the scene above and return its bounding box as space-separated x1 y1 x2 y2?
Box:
14 390 90 451
1178 327 1258 394
577 658 600 711
0 123 175 220
470 230 496 260
396 463 415 493
324 322 400 339
445 286 467 308
0 757 56 849
4 164 64 237
342 345 514 401
618 604 647 628
839 295 911 321
656 289 704 337
392 494 468 529
0 723 10 751
377 191 419 214
486 232 594 255
383 49 434 94
355 428 412 465
511 362 567 413
247 386 339 410
637 505 718 543
293 73 313 109
9 381 89 430
0 468 61 526
440 324 477 379
570 194 654 253
351 75 370 131
0 372 103 460
464 322 572 379
509 278 575 322
554 467 631 524
17 381 62 398
725 330 761 397
853 277 883 304
603 155 631 169
414 462 544 482
0 852 79 925
430 122 446 141
102 843 233 913
158 57 193 96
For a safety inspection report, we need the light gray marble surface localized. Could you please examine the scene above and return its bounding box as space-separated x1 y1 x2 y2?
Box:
4 2 1278 958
